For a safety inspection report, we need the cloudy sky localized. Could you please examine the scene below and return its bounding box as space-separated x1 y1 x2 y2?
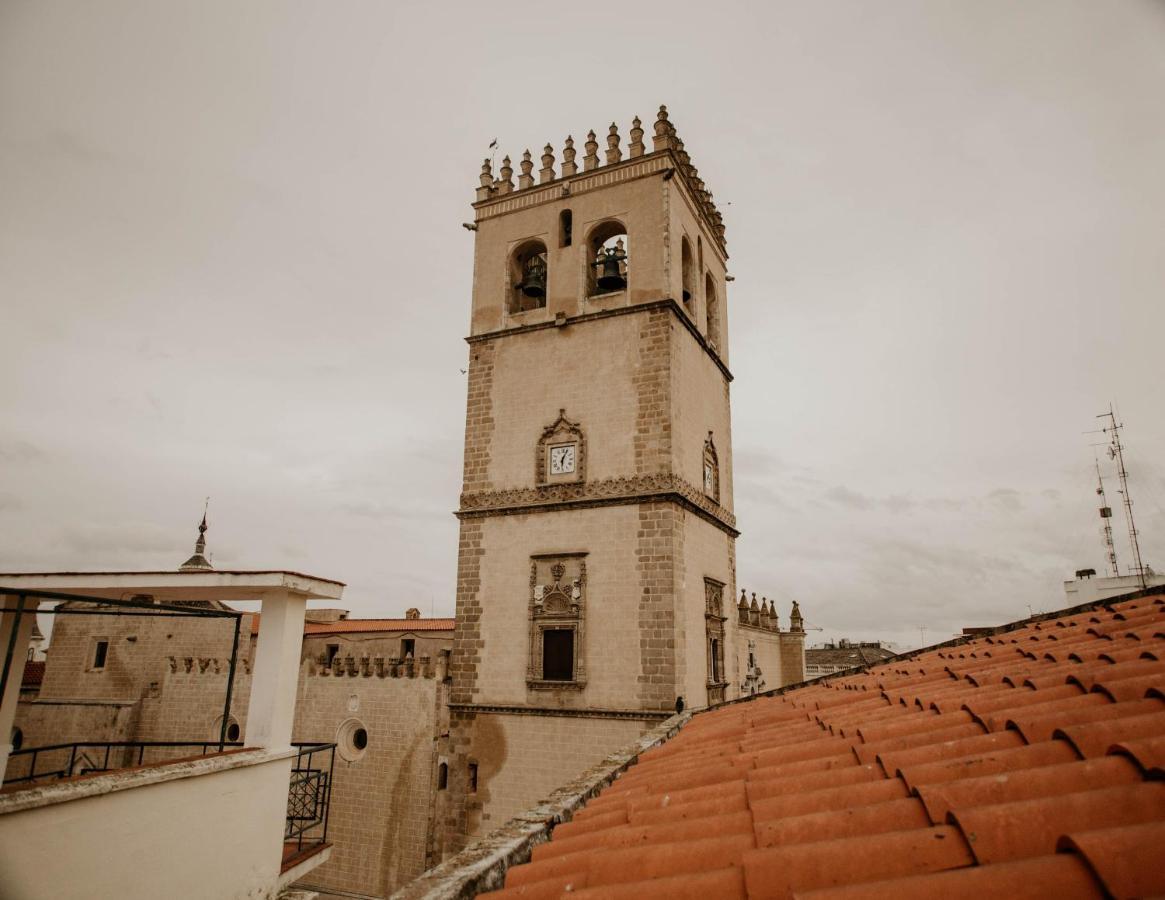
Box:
2 1 1163 649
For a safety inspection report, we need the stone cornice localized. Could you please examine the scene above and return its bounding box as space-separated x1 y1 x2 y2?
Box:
465 298 733 383
457 473 739 536
448 702 672 721
472 149 727 261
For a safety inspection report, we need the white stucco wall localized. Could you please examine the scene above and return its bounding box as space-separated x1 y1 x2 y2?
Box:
0 750 296 900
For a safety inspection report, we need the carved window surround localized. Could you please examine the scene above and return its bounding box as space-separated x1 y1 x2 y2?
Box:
703 433 720 504
705 577 727 707
527 554 587 691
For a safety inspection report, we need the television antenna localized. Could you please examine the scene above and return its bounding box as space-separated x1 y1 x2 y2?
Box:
1093 452 1119 577
1087 405 1147 589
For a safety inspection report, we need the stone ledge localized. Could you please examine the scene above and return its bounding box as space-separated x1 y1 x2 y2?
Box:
465 298 733 383
0 746 297 816
390 711 690 900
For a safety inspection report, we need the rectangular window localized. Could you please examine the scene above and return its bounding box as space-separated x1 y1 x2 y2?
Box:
401 638 415 659
468 762 478 793
325 644 340 665
91 639 109 670
710 638 721 682
542 629 574 681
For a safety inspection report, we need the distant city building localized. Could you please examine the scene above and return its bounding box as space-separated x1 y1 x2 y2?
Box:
805 639 897 678
1065 569 1165 607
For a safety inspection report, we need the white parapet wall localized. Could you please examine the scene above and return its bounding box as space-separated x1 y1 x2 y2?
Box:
0 748 302 900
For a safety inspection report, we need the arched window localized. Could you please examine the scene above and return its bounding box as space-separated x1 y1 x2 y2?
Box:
705 272 720 351
510 240 548 314
559 210 573 248
586 220 628 297
437 761 448 790
681 236 694 312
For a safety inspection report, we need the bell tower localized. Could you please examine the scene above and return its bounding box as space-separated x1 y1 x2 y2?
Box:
435 106 741 855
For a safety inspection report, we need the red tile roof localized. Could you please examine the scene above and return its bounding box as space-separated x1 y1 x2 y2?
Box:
248 614 454 636
304 618 454 635
21 660 44 688
482 591 1165 899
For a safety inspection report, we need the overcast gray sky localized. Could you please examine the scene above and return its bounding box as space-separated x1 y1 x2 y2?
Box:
2 0 1163 649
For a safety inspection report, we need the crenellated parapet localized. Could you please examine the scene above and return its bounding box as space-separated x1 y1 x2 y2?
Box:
167 656 252 675
737 589 804 634
301 653 440 680
474 105 727 251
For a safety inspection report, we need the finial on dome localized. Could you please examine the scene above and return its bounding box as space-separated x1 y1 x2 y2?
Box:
539 144 555 184
629 116 645 158
518 149 534 189
180 501 213 572
498 155 514 194
476 158 494 200
583 130 599 172
561 135 578 177
605 122 622 165
653 105 676 152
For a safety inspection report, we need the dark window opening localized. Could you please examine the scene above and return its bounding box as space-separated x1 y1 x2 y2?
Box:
92 640 108 670
468 762 479 793
11 727 23 752
438 762 448 790
353 727 368 751
560 209 573 247
705 272 720 350
542 629 574 681
226 722 241 742
681 236 694 306
510 241 549 313
401 638 415 659
587 221 628 296
325 644 340 665
710 639 721 683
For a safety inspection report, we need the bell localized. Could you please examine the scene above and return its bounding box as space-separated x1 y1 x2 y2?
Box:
518 254 546 299
595 248 626 291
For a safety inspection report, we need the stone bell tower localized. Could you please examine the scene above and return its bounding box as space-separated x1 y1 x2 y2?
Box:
434 106 741 856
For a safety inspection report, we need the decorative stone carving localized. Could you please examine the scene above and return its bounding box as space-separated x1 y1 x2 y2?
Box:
527 554 587 690
561 135 577 177
460 472 736 530
535 409 586 486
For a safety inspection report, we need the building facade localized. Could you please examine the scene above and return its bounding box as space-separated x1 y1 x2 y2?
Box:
7 594 453 898
435 107 805 856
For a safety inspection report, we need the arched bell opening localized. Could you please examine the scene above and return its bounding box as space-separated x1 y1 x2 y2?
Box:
705 272 720 351
586 220 628 297
681 236 695 310
509 240 549 314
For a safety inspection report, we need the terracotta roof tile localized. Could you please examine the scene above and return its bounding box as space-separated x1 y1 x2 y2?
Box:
795 854 1102 899
743 826 972 897
488 590 1165 899
1057 821 1165 898
949 783 1165 863
21 659 44 687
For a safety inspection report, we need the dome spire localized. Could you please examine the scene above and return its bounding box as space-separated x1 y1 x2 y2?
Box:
180 500 213 572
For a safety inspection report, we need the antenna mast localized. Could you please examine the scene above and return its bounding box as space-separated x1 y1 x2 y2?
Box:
1098 405 1147 589
1094 453 1119 577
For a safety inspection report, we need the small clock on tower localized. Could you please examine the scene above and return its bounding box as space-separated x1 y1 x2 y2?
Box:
550 444 576 475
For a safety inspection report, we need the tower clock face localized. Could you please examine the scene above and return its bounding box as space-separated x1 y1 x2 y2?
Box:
550 444 576 475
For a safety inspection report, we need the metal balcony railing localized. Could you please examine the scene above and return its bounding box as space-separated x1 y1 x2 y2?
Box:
4 739 336 862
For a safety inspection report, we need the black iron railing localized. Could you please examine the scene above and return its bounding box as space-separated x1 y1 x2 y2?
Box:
4 738 336 861
284 742 335 860
3 739 245 785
